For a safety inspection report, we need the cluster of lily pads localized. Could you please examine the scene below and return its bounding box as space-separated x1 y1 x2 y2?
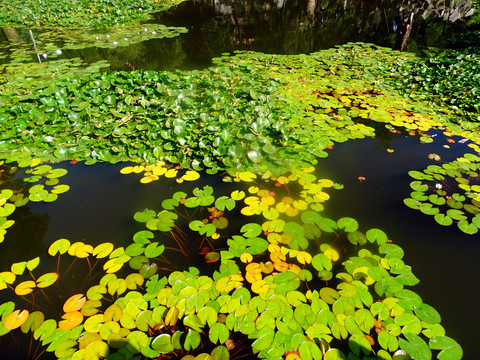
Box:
0 165 463 360
404 145 480 234
384 46 480 128
0 0 185 28
0 23 187 61
5 43 480 177
0 4 477 357
0 156 70 246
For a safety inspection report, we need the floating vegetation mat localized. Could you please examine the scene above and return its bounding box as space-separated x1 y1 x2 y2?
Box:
0 159 464 360
0 0 186 28
0 40 477 359
405 143 480 234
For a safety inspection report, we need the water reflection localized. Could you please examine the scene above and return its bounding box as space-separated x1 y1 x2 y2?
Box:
1 0 475 71
143 0 475 69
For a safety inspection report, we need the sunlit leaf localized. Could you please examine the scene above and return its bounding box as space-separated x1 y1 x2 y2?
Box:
429 335 462 360
399 332 432 360
59 311 83 331
36 272 59 288
4 309 29 330
20 311 44 334
64 294 87 313
0 271 16 290
93 243 114 258
48 238 71 256
15 280 36 295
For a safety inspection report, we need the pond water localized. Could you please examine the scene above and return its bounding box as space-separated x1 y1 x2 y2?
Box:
1 0 479 359
3 0 471 72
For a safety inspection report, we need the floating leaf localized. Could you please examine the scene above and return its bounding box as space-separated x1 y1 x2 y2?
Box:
36 272 59 288
63 294 87 313
184 328 202 351
182 170 200 181
59 311 83 331
33 319 57 341
365 228 388 244
0 271 16 290
152 334 174 353
93 243 114 258
337 217 359 232
399 332 432 360
48 238 71 256
4 309 29 330
429 335 463 360
15 280 36 296
434 214 453 226
251 327 275 351
241 223 263 238
20 311 44 334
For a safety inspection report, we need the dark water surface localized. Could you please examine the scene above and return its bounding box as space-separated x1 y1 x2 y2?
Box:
54 0 476 71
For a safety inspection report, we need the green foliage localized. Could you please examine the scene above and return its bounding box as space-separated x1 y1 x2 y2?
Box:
0 4 473 357
385 47 480 128
404 149 480 234
0 0 185 28
0 165 464 360
6 42 479 175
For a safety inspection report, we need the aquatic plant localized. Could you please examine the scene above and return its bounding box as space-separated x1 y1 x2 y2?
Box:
383 46 480 129
5 43 480 176
0 8 475 356
404 143 480 234
0 0 186 28
0 166 463 359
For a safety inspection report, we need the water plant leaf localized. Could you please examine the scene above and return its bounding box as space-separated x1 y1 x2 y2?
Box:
212 346 230 360
0 271 16 290
54 339 77 359
184 328 202 351
15 280 36 296
93 243 114 258
457 220 478 234
337 217 359 232
365 229 388 244
429 335 462 360
84 314 104 333
84 340 109 358
299 340 323 360
48 238 71 256
81 300 102 317
64 294 87 313
4 309 29 330
36 272 59 288
324 348 347 360
378 330 399 352
251 326 275 351
20 311 44 334
415 304 441 325
434 214 453 226
145 242 165 258
26 257 40 271
59 311 83 331
152 333 174 353
348 333 372 356
33 319 57 341
399 332 432 360
241 223 263 238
